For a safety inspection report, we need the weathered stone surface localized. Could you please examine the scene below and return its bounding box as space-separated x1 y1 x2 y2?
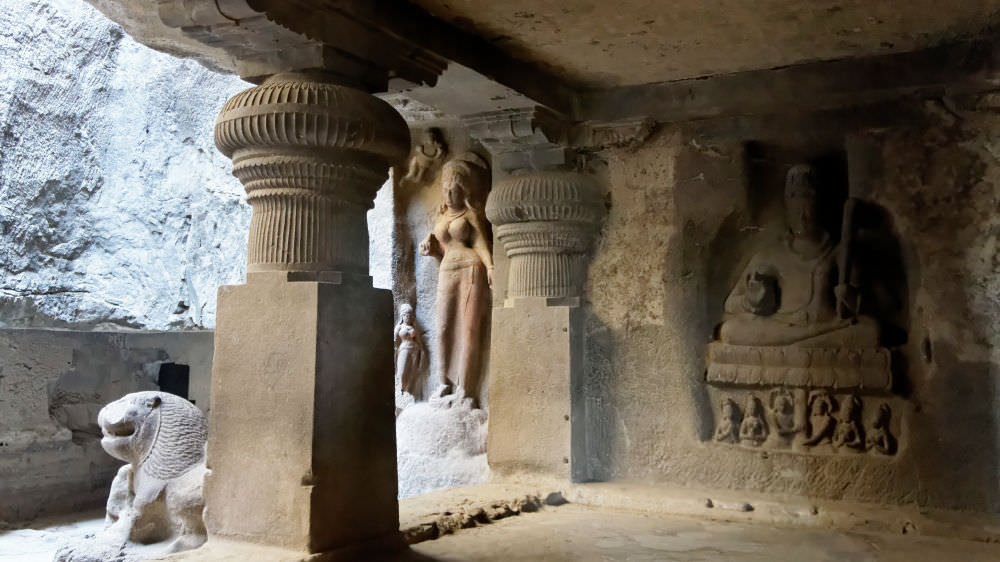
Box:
408 499 1000 561
409 0 1000 88
79 0 238 75
419 156 493 405
488 298 580 480
205 72 407 555
390 129 493 498
391 128 493 406
207 273 398 553
0 0 250 330
214 71 408 276
394 303 427 398
487 171 604 300
396 393 489 499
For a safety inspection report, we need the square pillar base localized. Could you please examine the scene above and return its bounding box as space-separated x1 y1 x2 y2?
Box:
487 297 583 481
205 272 398 554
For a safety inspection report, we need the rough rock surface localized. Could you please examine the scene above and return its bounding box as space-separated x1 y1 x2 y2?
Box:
396 393 489 499
0 0 250 330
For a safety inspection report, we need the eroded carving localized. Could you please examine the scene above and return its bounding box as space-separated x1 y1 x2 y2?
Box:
420 155 493 406
713 390 896 456
56 392 207 561
832 395 865 450
714 398 740 443
402 128 447 186
738 394 768 446
803 390 836 447
769 387 800 436
570 118 656 151
395 303 427 398
463 107 571 172
866 402 897 455
719 164 879 346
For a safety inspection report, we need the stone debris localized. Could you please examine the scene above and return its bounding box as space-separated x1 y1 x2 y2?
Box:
401 492 564 546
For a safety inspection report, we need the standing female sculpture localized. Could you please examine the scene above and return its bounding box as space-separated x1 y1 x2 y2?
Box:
394 303 426 398
419 157 493 406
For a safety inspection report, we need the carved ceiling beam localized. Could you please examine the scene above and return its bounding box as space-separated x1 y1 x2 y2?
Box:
155 0 329 83
463 108 655 173
579 37 1000 125
149 0 451 89
464 108 611 301
239 0 448 90
293 0 578 115
463 107 572 173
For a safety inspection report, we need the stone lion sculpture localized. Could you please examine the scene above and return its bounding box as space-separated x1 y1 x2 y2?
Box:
55 391 208 561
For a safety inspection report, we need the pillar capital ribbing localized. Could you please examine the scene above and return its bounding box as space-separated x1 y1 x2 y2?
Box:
214 72 409 277
485 170 604 299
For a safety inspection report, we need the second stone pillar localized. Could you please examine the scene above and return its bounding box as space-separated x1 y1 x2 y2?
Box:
485 169 604 480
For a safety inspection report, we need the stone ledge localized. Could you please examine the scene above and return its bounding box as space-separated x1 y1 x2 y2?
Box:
564 482 1000 544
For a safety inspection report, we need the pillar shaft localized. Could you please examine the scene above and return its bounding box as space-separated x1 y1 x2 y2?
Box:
206 72 408 556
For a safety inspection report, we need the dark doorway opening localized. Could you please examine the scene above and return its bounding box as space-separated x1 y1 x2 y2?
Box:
157 362 191 402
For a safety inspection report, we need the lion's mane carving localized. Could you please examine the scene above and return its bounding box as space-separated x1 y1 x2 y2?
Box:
56 391 208 561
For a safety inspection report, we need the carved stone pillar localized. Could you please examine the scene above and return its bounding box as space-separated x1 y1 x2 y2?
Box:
205 72 408 557
486 171 604 299
216 72 409 277
469 107 607 481
483 170 604 481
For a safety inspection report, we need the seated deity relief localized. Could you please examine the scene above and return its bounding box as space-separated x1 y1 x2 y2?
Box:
713 398 740 443
738 395 768 446
865 402 897 455
707 162 904 392
401 128 447 187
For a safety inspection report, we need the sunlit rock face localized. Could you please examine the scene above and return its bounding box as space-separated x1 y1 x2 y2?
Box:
0 0 249 330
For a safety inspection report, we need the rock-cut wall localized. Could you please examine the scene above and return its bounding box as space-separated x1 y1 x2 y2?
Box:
578 99 1000 514
0 0 250 330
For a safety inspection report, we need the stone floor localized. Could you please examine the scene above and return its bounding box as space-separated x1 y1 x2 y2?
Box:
407 504 1000 562
7 487 1000 561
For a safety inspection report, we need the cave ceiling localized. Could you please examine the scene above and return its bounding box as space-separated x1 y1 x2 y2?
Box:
407 0 1000 88
82 0 1000 122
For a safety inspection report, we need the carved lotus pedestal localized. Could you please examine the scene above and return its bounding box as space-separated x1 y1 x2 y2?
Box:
706 343 892 390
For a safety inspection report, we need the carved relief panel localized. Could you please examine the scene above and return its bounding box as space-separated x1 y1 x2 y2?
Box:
705 143 906 456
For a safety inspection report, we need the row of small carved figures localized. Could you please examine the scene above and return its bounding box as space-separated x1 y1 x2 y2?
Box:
713 388 897 455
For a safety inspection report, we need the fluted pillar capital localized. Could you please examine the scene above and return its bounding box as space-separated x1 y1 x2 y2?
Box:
486 170 604 299
215 72 409 277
